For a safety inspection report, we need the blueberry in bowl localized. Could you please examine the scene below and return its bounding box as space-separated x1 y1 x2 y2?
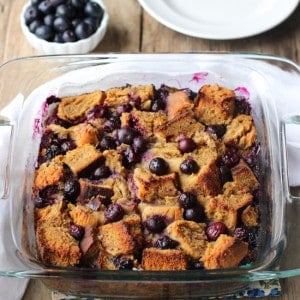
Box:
21 0 109 54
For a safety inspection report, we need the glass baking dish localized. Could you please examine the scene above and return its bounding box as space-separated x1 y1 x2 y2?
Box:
0 53 299 298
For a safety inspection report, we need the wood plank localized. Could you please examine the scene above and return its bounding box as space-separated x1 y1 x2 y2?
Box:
141 6 300 64
0 0 13 63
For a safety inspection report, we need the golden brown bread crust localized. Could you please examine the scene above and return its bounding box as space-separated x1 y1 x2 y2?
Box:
133 168 179 202
34 155 65 190
201 235 248 269
68 123 99 147
224 114 257 149
58 91 105 121
36 226 81 267
166 91 194 120
99 220 136 256
194 84 235 125
142 248 187 270
166 220 207 259
155 111 204 141
241 205 259 227
105 85 154 110
230 159 259 192
63 144 103 176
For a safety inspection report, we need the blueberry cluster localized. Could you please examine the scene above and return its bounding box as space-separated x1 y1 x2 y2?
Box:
24 0 104 43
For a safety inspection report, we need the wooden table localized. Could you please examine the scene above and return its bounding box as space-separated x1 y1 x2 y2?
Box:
1 0 300 299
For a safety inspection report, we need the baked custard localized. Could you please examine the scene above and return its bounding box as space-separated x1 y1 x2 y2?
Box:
33 83 261 270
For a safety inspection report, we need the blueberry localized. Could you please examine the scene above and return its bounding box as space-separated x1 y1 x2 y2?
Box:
155 235 178 249
62 29 77 42
235 98 251 115
56 3 76 18
24 6 41 25
71 0 88 8
113 256 134 270
64 179 80 202
69 224 84 240
38 0 55 15
84 17 101 33
29 19 43 33
145 215 166 233
132 136 146 154
151 98 165 112
35 185 58 207
71 18 82 28
117 128 138 145
84 1 104 18
233 227 248 241
178 138 197 153
121 147 139 167
206 222 228 241
184 205 205 223
49 0 65 6
86 105 109 119
34 196 50 208
45 144 61 160
99 136 117 151
53 32 64 43
44 13 55 26
103 116 121 132
116 103 133 116
46 95 61 105
35 25 55 41
91 165 111 180
221 147 240 168
206 125 226 139
60 139 75 153
75 21 93 39
178 192 197 209
180 158 199 174
149 157 169 176
53 16 71 32
104 203 124 223
189 259 204 270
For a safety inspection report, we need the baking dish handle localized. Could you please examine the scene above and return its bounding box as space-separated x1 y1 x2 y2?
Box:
0 118 14 199
281 114 300 201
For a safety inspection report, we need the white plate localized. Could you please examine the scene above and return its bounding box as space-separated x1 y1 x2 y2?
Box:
138 0 299 39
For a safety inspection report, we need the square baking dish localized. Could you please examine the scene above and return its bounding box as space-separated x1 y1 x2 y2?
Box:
0 53 299 298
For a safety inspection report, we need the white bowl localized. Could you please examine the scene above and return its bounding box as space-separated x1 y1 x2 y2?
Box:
20 0 109 55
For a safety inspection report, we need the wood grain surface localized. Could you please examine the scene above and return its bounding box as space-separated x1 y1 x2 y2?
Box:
0 0 299 299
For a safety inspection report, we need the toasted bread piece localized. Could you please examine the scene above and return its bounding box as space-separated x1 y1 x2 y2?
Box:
36 226 81 267
34 155 65 190
181 161 222 198
99 220 136 256
68 203 105 227
166 220 207 259
166 91 194 120
224 115 257 149
202 234 248 269
142 248 187 270
58 91 105 121
133 168 179 203
231 159 259 192
68 123 99 147
155 111 204 141
194 84 235 125
105 85 154 110
63 144 103 176
241 205 259 227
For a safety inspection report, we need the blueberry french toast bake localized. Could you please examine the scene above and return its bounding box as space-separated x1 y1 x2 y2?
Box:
33 83 261 270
